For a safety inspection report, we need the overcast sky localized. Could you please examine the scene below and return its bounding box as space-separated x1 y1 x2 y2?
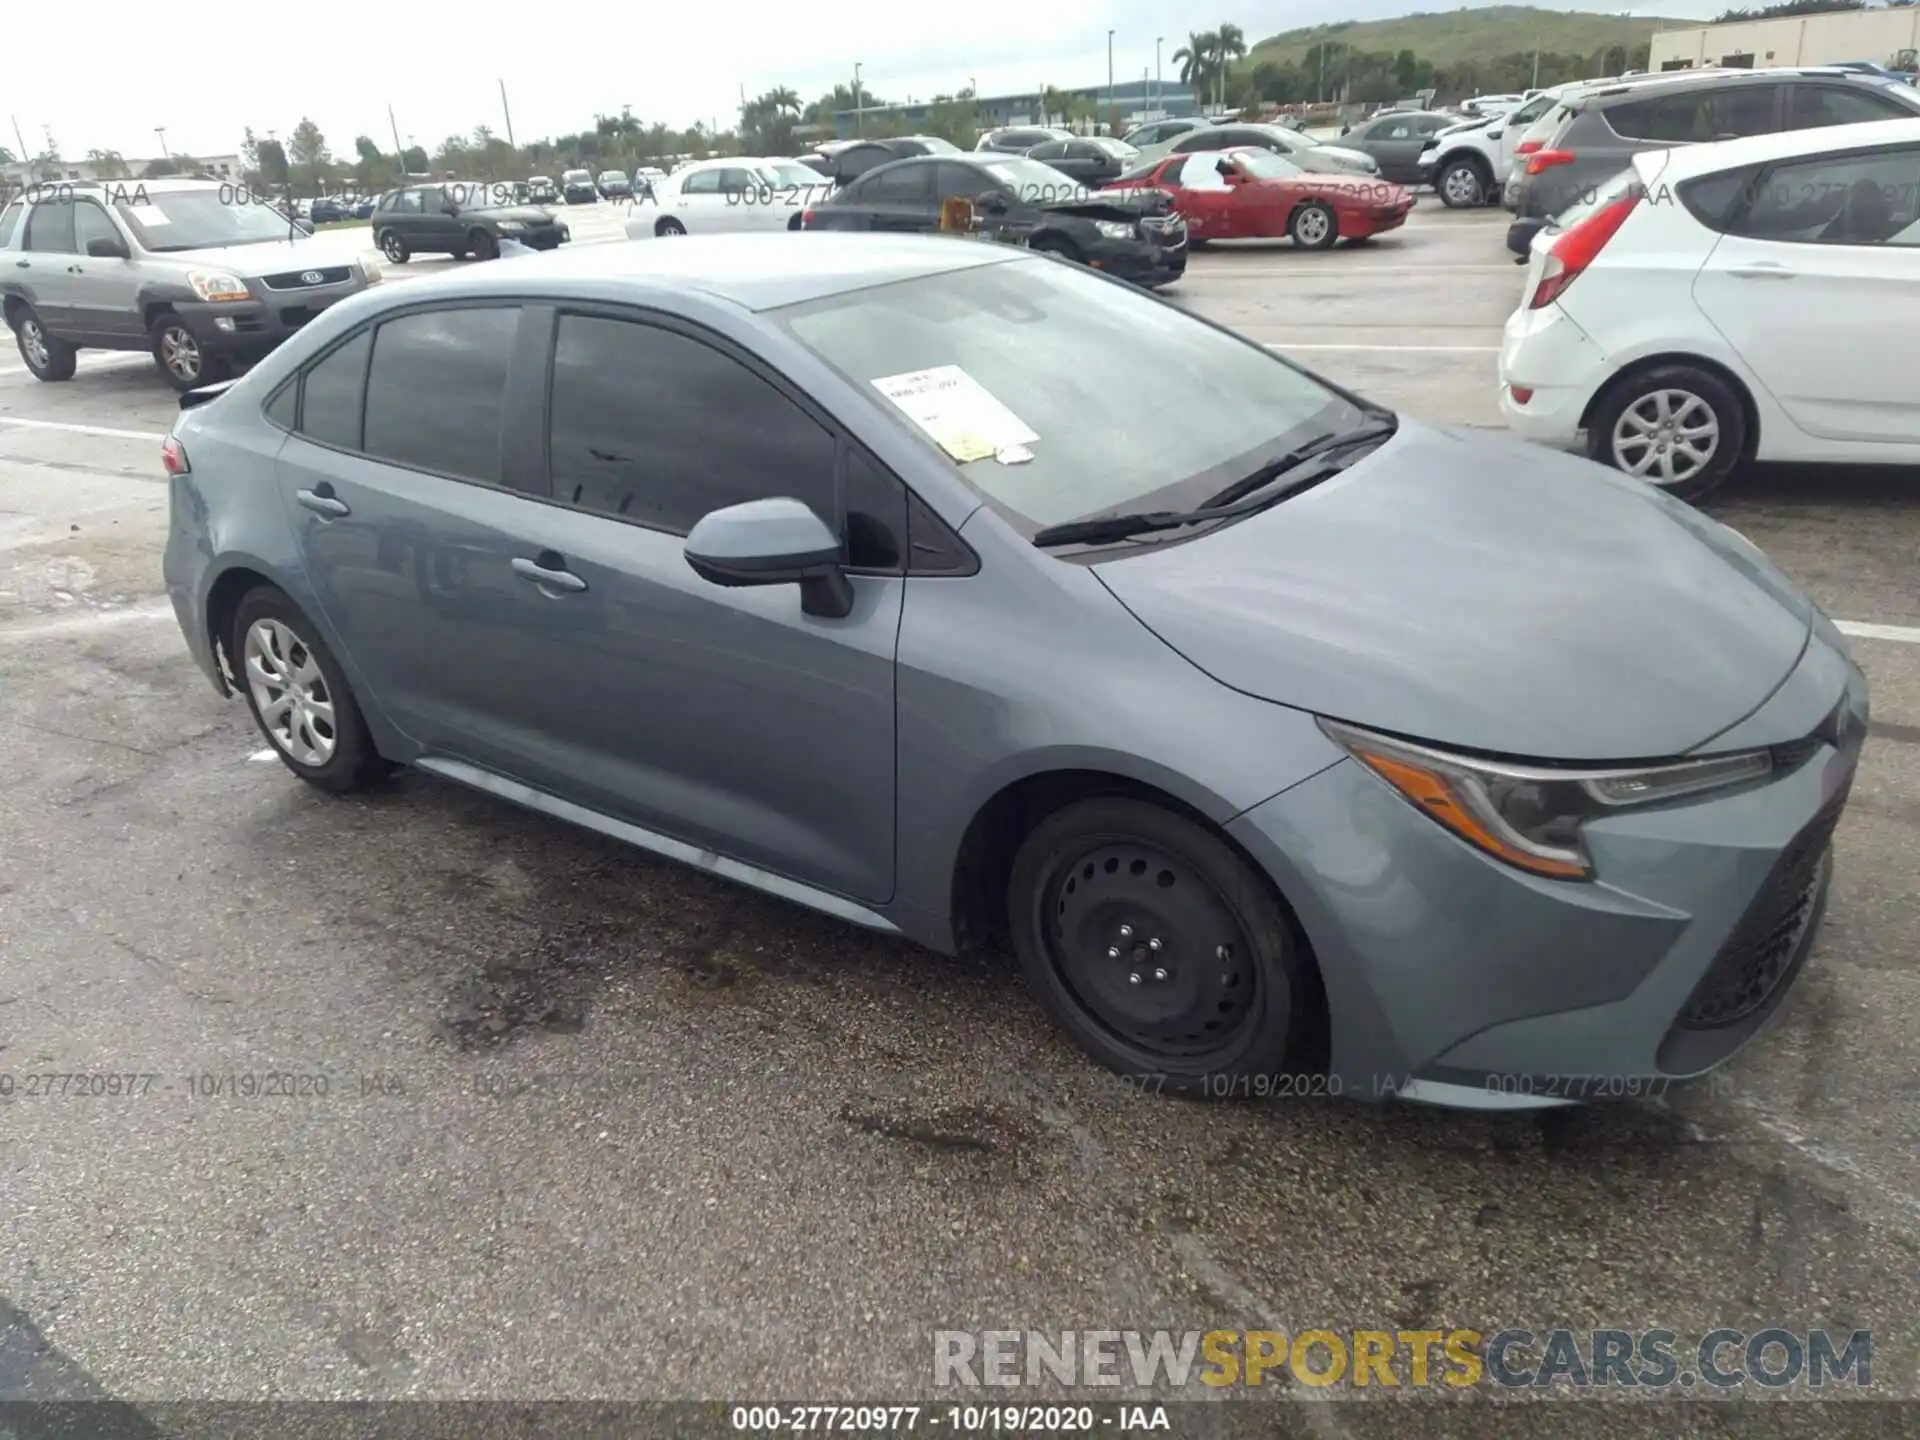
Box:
10 0 1724 160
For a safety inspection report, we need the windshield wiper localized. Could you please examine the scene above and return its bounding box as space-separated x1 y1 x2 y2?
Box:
1030 413 1397 550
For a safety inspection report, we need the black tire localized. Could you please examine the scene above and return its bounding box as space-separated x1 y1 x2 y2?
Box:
1008 798 1313 1099
787 212 804 231
1436 156 1489 209
12 305 77 382
655 217 686 236
1288 200 1339 250
231 585 392 794
149 314 228 393
378 228 410 263
1030 234 1082 263
468 228 499 260
1585 363 1747 504
449 245 468 261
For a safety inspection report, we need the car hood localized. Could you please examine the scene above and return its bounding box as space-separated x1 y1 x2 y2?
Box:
152 235 371 275
1092 420 1814 762
1041 189 1171 220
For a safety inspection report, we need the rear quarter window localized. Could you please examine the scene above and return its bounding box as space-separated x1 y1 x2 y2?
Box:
1676 163 1764 231
0 200 21 246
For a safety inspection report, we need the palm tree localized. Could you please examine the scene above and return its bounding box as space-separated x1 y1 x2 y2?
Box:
1173 30 1218 109
768 86 801 117
1213 24 1249 109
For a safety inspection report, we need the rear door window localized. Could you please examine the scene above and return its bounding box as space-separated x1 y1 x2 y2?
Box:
1733 146 1920 245
24 200 77 253
867 164 932 203
362 307 521 485
1784 83 1914 129
1606 85 1778 143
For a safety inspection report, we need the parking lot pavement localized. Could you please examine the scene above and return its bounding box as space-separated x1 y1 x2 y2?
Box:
4 206 1920 1430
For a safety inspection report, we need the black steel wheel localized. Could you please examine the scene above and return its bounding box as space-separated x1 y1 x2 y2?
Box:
1008 798 1311 1097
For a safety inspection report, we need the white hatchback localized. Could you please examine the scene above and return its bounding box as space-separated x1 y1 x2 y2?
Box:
1498 116 1920 501
624 157 834 240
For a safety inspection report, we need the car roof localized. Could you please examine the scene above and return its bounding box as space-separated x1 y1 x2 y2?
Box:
1580 65 1886 104
1641 114 1920 180
367 231 1023 312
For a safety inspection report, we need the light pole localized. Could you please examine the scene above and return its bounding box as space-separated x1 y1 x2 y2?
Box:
154 126 169 160
1106 30 1115 134
853 62 863 136
1155 37 1163 116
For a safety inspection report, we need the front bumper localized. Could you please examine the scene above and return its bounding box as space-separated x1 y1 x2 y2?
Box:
1227 645 1867 1110
175 278 367 358
1090 232 1187 287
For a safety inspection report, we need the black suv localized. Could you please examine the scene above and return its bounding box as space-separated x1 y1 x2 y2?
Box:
370 181 569 264
1509 67 1920 253
801 154 1186 288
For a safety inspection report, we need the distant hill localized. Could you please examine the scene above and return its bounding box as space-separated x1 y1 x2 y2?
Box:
1247 6 1690 70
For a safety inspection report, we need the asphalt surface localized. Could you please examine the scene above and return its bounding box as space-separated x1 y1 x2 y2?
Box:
3 201 1919 1439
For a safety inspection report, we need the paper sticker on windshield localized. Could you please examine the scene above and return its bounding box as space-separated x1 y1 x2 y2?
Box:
124 205 170 225
872 366 1037 466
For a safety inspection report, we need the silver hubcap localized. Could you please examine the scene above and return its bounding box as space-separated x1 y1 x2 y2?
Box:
160 326 200 380
1611 388 1720 486
1296 208 1330 244
244 618 337 766
20 320 50 368
383 234 404 260
1444 167 1481 204
659 222 682 236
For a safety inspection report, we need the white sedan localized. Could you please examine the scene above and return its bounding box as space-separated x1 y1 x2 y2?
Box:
624 157 835 239
1498 116 1920 502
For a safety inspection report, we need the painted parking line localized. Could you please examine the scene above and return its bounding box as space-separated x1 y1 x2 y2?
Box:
1269 343 1502 354
0 416 168 442
1837 620 1920 645
1189 265 1521 278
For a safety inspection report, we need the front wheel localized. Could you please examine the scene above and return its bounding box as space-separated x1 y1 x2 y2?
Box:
1288 200 1338 250
468 228 499 260
655 217 686 237
1436 158 1488 208
1586 365 1747 504
13 306 77 381
150 314 227 393
232 585 392 793
378 229 410 263
1008 798 1313 1098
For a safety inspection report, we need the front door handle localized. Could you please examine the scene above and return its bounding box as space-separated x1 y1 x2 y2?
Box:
1726 264 1796 279
12 260 26 269
511 555 587 593
296 488 350 517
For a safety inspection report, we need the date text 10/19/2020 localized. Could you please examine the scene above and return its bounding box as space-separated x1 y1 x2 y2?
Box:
1115 1070 1736 1101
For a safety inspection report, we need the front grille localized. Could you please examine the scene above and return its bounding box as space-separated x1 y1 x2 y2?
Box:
1675 788 1848 1031
261 266 352 291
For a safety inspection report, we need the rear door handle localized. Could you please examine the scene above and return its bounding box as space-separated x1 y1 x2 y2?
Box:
1726 264 1796 279
511 555 587 593
296 489 351 517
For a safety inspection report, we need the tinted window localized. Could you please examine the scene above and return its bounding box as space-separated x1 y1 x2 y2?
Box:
1607 85 1776 142
362 308 519 483
264 379 299 431
72 201 120 252
0 201 21 247
865 165 931 202
933 163 992 202
1168 131 1215 154
1028 141 1067 160
843 447 906 571
1785 83 1911 129
682 170 721 194
391 190 425 214
547 314 837 535
299 329 372 450
24 200 77 253
1735 147 1920 245
1677 163 1764 230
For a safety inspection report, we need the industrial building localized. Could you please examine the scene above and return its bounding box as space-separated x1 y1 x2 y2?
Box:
1648 7 1920 72
833 79 1200 139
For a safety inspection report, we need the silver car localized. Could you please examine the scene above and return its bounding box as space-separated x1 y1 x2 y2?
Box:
0 178 375 391
162 233 1866 1108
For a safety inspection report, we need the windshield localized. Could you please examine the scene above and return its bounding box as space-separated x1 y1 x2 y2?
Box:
775 257 1356 535
912 136 960 154
979 157 1087 200
1290 148 1363 175
111 188 308 252
1230 148 1307 180
563 170 591 182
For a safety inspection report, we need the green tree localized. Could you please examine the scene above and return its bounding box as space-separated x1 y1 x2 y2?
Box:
287 117 330 189
1212 24 1249 108
400 145 430 175
923 87 981 148
85 148 129 177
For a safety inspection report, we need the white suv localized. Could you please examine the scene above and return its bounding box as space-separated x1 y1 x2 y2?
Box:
1497 117 1920 501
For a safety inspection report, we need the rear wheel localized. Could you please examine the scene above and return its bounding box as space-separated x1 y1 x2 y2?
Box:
1288 200 1338 250
1008 798 1313 1098
379 229 410 263
1437 157 1489 208
656 217 686 237
12 306 77 382
232 585 391 793
468 228 499 260
1586 364 1747 504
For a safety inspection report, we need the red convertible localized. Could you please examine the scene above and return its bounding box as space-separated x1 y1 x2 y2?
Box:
1103 148 1416 249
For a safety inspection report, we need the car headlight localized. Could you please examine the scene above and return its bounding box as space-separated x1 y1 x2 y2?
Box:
358 259 383 285
1319 718 1773 879
187 270 250 302
1094 220 1135 240
496 220 525 233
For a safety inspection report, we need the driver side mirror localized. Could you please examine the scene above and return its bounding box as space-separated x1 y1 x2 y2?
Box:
441 201 460 215
684 497 853 619
976 189 1009 215
86 236 130 259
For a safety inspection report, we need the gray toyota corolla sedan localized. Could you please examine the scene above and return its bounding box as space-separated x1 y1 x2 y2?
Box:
162 233 1867 1109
